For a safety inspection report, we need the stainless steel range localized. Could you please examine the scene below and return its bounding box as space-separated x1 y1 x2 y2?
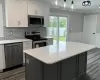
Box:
25 31 47 48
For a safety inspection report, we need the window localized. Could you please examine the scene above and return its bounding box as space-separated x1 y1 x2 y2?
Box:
48 16 68 43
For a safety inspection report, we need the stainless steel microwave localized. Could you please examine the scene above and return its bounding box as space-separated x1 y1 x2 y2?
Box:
28 15 44 27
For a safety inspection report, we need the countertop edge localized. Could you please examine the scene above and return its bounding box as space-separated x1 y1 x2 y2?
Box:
0 39 32 45
24 43 96 64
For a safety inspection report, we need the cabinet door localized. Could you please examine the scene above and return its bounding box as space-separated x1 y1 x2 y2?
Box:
5 0 28 27
42 6 49 27
25 54 43 80
17 0 28 27
28 1 36 15
78 52 87 78
28 0 43 16
0 45 5 70
61 56 77 80
5 0 19 27
44 63 58 80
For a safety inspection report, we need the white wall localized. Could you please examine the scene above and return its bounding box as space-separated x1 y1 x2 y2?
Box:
0 4 4 37
50 8 84 42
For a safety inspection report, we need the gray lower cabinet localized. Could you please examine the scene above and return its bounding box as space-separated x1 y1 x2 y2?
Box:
4 42 23 68
78 52 87 79
25 54 43 80
43 63 58 80
61 56 77 80
25 52 87 80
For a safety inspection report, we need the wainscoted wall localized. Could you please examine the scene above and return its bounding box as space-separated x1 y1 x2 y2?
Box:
96 33 100 48
0 4 3 37
68 32 83 42
87 48 100 80
4 27 47 38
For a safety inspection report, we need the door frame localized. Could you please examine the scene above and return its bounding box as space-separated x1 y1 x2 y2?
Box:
49 15 69 42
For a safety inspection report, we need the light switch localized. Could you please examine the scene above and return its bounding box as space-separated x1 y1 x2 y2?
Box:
35 10 38 14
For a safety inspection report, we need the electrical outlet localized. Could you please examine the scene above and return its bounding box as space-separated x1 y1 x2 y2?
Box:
35 10 38 14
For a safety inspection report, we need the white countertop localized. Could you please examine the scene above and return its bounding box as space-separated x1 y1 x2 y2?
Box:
44 36 53 39
24 42 96 64
0 39 32 44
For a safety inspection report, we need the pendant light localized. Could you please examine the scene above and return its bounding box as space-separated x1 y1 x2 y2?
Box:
64 0 66 8
54 0 58 6
82 0 91 6
71 0 74 9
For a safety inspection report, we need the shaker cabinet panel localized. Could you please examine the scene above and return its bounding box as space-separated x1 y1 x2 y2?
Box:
25 54 43 80
28 1 43 16
61 56 77 80
0 45 5 70
44 63 58 80
5 0 28 27
18 0 28 27
78 52 87 78
5 0 19 27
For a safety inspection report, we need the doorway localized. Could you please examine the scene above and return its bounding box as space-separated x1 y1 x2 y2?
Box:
48 16 68 44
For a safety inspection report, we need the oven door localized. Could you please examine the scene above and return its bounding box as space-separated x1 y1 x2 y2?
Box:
32 41 47 48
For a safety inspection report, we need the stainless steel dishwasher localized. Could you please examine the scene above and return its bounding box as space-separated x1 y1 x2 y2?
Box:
4 42 23 68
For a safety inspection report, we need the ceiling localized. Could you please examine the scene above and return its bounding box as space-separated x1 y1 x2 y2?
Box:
39 0 100 13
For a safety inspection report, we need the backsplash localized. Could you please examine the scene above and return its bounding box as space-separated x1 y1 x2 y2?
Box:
4 27 47 38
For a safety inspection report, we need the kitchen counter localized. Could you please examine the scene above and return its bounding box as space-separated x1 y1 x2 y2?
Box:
44 36 53 39
0 38 32 44
24 42 96 64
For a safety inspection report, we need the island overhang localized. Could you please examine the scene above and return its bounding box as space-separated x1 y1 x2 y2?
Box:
24 42 96 64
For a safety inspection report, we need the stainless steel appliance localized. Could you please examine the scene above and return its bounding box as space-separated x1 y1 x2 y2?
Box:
25 32 47 48
4 42 23 69
28 15 44 27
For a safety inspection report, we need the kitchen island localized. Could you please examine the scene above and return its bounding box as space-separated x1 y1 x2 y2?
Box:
24 42 96 80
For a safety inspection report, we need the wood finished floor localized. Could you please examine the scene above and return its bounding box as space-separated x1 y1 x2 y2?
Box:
0 66 100 80
0 66 25 80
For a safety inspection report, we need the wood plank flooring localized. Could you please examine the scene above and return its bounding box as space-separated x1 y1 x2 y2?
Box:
0 67 25 80
0 48 100 80
0 66 100 80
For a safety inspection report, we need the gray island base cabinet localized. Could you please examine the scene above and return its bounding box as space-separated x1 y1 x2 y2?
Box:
25 52 87 80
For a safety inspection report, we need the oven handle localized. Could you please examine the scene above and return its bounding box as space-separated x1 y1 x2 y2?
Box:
33 40 47 43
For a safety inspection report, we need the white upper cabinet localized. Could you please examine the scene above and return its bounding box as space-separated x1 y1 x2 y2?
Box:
28 0 50 27
5 0 28 27
5 0 49 27
28 1 43 16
